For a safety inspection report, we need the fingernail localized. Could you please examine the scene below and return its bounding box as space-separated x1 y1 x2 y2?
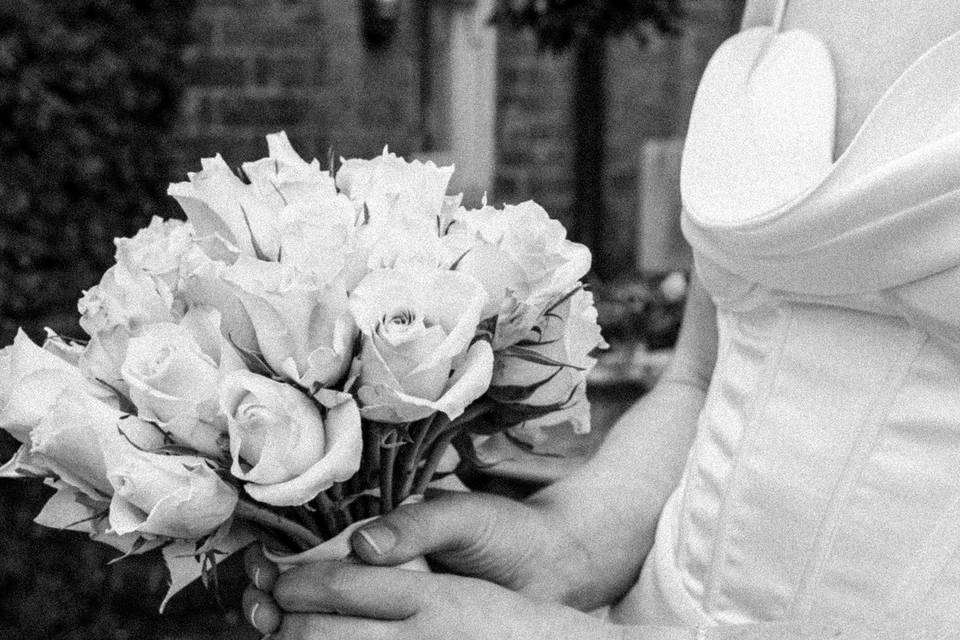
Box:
250 602 262 631
358 523 395 556
253 566 262 590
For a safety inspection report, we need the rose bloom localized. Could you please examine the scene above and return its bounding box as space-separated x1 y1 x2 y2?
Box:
167 131 341 262
335 148 454 223
120 314 228 458
0 330 118 446
443 200 592 349
349 268 493 423
105 445 238 540
220 370 362 506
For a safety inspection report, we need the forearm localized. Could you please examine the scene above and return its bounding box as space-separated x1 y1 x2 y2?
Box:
527 378 704 609
525 273 718 610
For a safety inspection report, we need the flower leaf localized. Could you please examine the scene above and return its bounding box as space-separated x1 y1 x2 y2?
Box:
542 284 583 317
486 368 562 403
491 384 581 426
501 345 586 371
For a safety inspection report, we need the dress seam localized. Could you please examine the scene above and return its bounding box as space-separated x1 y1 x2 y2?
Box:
674 310 736 573
787 329 927 618
702 305 795 614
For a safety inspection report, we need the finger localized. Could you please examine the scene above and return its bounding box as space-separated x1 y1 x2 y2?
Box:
274 560 432 619
350 491 494 565
242 584 282 635
244 544 280 591
274 613 397 640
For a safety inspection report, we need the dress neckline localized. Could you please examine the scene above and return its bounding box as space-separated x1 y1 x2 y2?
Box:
681 22 960 231
680 19 960 299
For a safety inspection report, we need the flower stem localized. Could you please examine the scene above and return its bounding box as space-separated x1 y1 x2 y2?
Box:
315 491 344 536
235 499 324 550
417 401 495 472
395 415 439 505
361 425 382 519
380 428 398 513
412 427 460 497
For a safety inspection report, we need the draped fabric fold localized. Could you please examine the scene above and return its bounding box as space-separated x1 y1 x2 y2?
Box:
681 26 960 347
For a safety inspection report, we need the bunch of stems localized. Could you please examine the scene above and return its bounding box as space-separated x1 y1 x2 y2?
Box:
236 402 493 552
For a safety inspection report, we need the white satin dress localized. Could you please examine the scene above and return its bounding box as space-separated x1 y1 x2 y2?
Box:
611 17 960 629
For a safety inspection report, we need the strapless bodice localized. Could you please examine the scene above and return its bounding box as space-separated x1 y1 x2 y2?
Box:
613 20 960 628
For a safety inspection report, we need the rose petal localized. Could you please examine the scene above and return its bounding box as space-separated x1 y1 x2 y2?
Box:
358 340 493 423
167 154 256 255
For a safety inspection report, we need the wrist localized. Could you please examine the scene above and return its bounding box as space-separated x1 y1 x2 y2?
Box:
521 492 618 609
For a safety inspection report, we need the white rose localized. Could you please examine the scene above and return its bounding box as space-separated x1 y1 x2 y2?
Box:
240 131 338 212
219 257 356 389
0 330 117 445
277 196 368 289
105 446 238 540
360 215 447 274
0 345 12 409
220 370 362 506
114 216 196 294
490 289 607 436
336 148 454 223
120 314 227 457
1 386 164 500
77 258 183 393
167 132 339 262
78 259 179 337
349 269 493 423
445 201 591 348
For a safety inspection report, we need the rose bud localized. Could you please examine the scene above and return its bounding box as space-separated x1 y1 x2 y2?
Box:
105 445 238 540
220 370 362 507
0 330 117 445
121 322 227 457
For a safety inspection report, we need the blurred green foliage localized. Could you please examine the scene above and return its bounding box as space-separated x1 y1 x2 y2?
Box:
0 0 194 344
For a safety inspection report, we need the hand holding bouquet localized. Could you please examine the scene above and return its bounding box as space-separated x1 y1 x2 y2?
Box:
0 132 606 610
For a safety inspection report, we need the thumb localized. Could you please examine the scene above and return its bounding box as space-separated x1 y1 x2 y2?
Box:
350 491 492 566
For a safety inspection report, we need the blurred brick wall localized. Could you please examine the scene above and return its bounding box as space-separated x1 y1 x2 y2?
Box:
494 0 744 272
175 0 426 172
494 30 576 229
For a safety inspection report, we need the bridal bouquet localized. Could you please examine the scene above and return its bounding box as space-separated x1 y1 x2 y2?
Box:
0 132 605 610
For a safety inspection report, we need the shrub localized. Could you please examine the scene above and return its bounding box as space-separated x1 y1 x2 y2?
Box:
0 0 195 344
